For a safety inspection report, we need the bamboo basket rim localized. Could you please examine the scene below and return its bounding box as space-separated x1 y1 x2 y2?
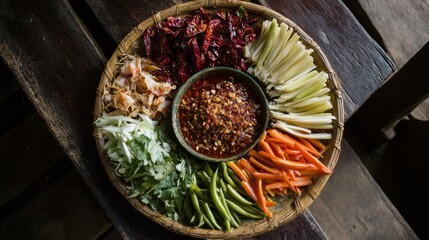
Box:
93 0 344 239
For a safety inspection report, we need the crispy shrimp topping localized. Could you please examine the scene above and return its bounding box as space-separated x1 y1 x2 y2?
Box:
103 55 176 119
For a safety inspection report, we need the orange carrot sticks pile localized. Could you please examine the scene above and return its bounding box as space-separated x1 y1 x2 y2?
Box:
228 129 331 218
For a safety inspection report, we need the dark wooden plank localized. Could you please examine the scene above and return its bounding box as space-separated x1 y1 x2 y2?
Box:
102 228 122 240
341 0 387 52
259 0 396 118
0 0 153 238
0 113 65 208
347 42 429 151
84 0 192 43
410 97 429 121
367 118 429 239
356 0 429 68
308 140 418 240
0 59 20 104
0 170 112 240
0 87 35 137
251 210 327 240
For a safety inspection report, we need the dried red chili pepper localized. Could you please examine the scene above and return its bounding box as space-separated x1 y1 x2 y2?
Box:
143 7 257 85
202 19 220 51
143 27 155 58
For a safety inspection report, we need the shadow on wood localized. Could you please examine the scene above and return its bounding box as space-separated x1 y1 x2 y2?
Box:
346 41 429 153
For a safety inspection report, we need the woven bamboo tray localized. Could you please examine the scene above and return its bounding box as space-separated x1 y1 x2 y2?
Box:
93 0 344 238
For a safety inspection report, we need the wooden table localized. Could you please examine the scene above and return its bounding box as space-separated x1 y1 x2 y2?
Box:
0 0 394 239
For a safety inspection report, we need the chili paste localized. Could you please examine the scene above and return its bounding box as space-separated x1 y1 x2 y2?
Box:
178 74 261 158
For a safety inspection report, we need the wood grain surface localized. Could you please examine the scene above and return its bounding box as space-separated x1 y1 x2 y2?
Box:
309 140 418 240
356 0 429 68
0 170 112 240
85 0 192 43
0 114 64 207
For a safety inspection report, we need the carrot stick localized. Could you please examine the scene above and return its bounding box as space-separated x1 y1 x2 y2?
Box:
238 158 257 173
283 151 291 161
268 129 321 157
281 172 296 191
292 179 312 187
299 137 318 154
277 143 289 151
299 169 323 176
265 181 289 190
260 178 279 184
241 180 258 202
242 168 253 181
266 199 276 207
255 178 273 218
228 161 249 181
249 157 281 174
265 136 285 145
249 151 277 168
273 189 285 196
290 154 303 161
248 149 259 157
259 141 274 155
252 172 284 180
306 138 326 151
285 169 296 181
269 142 285 159
258 151 314 170
294 143 332 174
266 188 276 197
295 175 313 181
285 149 301 156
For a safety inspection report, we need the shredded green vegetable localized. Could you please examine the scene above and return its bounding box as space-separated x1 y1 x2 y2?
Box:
95 113 198 221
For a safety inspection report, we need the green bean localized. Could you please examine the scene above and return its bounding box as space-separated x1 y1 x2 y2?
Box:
190 213 196 224
237 203 265 217
192 184 208 202
224 217 231 232
202 214 214 229
184 193 194 220
205 162 213 177
196 171 210 188
201 171 212 188
211 169 231 221
196 213 204 227
219 187 239 228
190 188 204 227
207 201 216 209
226 183 254 206
221 162 238 188
219 178 227 194
226 199 264 219
227 197 265 216
190 188 201 214
203 202 222 230
228 168 242 185
231 210 241 224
